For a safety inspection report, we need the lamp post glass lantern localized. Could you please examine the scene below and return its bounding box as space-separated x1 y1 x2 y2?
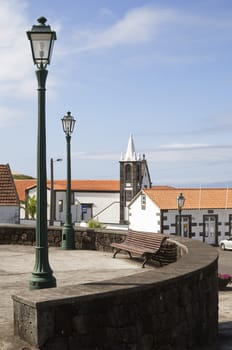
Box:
27 16 56 68
62 111 76 135
177 192 185 237
27 17 57 290
61 111 76 249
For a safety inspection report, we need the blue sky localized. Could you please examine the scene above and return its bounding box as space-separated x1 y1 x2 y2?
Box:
1 0 232 186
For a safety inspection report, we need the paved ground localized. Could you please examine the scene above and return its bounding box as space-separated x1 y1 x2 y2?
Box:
0 245 147 350
0 244 231 349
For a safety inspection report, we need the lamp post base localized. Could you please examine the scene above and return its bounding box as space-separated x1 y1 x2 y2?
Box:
62 224 75 249
29 272 56 290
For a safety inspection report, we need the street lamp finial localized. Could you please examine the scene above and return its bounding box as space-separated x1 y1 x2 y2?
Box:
37 17 47 25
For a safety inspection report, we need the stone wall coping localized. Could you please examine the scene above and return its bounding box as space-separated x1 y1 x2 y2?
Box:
12 237 218 310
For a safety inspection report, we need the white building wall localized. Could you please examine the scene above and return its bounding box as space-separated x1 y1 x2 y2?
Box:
25 189 119 225
162 208 232 243
129 194 160 232
55 191 120 224
77 192 120 224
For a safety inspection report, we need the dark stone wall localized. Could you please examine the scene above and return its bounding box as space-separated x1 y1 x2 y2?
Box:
0 225 178 265
0 225 126 251
11 231 218 350
37 261 217 350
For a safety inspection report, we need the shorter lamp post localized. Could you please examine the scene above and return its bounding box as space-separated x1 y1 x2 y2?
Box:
61 111 76 249
176 192 185 236
50 158 62 226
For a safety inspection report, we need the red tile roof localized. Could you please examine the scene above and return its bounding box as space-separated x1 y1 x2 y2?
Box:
14 179 37 201
14 179 120 200
0 164 19 206
144 188 232 210
53 180 120 192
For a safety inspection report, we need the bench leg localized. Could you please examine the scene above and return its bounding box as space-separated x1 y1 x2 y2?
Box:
113 249 120 258
142 254 152 268
142 256 148 268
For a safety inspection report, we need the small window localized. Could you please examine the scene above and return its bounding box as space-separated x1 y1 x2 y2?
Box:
125 190 132 202
58 200 63 212
141 194 146 210
125 164 131 182
229 214 232 236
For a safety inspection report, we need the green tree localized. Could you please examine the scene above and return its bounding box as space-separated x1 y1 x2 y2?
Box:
21 195 37 219
87 219 105 229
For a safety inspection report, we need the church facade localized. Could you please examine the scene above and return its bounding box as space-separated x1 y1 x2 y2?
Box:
119 134 152 224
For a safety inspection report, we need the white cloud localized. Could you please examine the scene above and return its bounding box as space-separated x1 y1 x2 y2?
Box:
57 4 232 67
70 6 178 53
73 143 232 167
159 143 209 150
0 0 33 98
147 144 232 164
0 0 61 127
73 151 119 160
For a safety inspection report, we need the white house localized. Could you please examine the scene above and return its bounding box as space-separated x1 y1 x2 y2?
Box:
128 187 232 245
15 179 120 225
52 180 120 224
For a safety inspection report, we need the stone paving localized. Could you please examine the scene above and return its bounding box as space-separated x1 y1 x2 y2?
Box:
0 244 231 349
0 245 146 350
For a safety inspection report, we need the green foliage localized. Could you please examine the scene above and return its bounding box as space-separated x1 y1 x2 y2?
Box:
20 195 37 219
87 219 104 229
13 174 35 179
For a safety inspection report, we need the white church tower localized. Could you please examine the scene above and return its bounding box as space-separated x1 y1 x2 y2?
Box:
119 134 152 224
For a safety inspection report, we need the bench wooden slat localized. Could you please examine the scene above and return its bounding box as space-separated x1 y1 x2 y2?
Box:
111 231 167 268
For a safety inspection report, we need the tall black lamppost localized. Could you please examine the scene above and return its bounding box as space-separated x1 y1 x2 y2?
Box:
50 158 62 226
27 17 57 290
61 111 76 249
176 192 185 237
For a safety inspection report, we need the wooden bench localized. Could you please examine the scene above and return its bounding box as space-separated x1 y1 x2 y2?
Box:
111 231 168 268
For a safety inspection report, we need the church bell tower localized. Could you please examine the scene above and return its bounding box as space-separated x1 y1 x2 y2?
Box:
119 134 152 224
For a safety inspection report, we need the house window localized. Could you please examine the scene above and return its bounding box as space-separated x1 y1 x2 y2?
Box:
141 194 146 210
229 215 232 236
125 190 132 202
203 215 217 245
137 164 141 183
175 215 191 237
81 204 93 221
58 200 63 212
125 164 131 182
